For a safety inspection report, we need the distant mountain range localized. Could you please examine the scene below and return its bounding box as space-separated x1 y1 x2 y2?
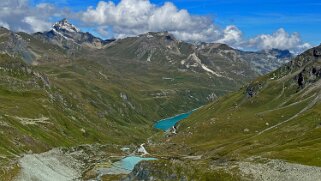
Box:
2 19 292 75
0 19 294 77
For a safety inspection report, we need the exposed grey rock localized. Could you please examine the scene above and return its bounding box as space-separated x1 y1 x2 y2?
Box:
33 19 114 50
239 158 321 181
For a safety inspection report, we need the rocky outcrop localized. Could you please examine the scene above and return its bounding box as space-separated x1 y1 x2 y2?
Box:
0 29 35 64
313 47 321 57
246 82 264 97
297 72 305 88
123 161 185 181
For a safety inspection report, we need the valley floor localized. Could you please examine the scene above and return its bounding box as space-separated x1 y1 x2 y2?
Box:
7 145 321 181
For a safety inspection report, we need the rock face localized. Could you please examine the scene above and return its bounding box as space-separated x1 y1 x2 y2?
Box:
123 161 184 181
246 82 264 97
245 45 321 96
34 18 114 49
298 72 304 88
239 49 293 75
52 18 80 33
123 162 154 181
284 45 321 89
0 28 35 64
313 47 321 57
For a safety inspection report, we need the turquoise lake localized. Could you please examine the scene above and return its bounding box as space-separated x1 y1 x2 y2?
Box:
118 156 157 171
154 111 193 131
101 156 157 175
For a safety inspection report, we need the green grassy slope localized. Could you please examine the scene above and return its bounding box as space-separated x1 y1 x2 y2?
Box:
162 45 321 167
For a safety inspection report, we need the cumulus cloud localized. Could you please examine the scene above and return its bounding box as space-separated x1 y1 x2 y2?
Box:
22 16 51 32
81 0 222 42
217 26 242 45
0 0 68 33
96 26 110 37
246 28 311 51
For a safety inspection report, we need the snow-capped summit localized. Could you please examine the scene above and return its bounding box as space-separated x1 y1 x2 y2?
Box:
52 18 80 33
34 18 114 49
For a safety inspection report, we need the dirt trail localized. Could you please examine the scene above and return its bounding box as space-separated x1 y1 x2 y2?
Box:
257 93 315 115
258 90 321 135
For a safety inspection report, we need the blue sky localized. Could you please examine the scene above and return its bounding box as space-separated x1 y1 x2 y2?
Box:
28 0 321 46
0 0 316 52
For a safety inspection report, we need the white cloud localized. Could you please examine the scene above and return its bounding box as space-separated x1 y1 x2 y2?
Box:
298 43 313 50
217 25 242 45
0 0 28 7
96 26 110 37
81 0 221 42
23 16 52 32
0 21 10 29
246 28 312 53
0 0 67 33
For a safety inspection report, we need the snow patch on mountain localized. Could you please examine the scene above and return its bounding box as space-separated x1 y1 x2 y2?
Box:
147 53 152 62
52 19 80 33
182 53 223 77
51 28 71 41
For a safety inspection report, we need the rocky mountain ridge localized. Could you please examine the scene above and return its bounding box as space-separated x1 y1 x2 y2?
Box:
33 19 114 50
1 19 294 77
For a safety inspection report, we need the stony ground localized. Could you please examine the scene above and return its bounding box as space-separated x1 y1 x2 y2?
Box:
11 144 135 181
10 147 321 181
15 148 83 181
238 157 321 181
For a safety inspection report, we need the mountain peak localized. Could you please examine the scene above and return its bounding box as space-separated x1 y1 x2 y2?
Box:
260 48 293 59
52 18 80 33
34 18 114 49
